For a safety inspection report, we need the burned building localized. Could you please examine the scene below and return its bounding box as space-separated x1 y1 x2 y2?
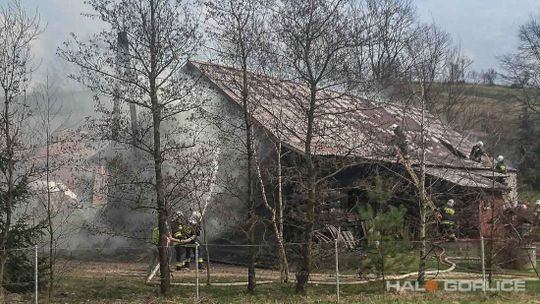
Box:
185 60 517 241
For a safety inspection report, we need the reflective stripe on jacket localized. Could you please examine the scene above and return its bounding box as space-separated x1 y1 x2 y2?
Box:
441 207 455 225
152 227 160 245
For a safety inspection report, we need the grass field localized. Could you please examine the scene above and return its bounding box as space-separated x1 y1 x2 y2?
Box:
6 259 540 304
42 275 540 303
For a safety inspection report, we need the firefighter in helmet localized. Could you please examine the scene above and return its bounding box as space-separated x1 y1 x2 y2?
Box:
469 141 485 162
390 123 409 159
184 210 204 270
146 213 178 283
495 155 507 173
169 211 194 270
172 210 204 270
441 199 457 240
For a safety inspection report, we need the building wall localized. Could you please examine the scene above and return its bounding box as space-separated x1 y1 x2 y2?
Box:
91 162 108 208
504 172 519 206
478 193 507 238
181 65 276 243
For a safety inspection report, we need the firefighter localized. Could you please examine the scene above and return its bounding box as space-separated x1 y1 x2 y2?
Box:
441 199 456 240
469 141 485 162
495 155 507 173
182 210 204 270
171 211 196 271
391 124 409 159
145 227 161 283
146 224 175 283
146 213 197 282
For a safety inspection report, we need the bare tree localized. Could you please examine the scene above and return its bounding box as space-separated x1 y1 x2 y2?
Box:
205 0 273 291
253 104 290 283
500 12 540 114
0 1 43 301
58 0 203 295
430 46 478 129
499 12 540 193
32 74 80 302
400 22 451 283
35 76 61 302
481 68 498 86
274 0 357 293
445 46 471 84
349 0 418 96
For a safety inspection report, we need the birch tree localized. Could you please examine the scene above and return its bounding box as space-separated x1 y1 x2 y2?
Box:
400 23 450 283
254 104 290 283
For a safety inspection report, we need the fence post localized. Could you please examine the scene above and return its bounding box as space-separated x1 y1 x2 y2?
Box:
335 237 340 303
480 236 486 296
195 242 200 301
34 245 38 304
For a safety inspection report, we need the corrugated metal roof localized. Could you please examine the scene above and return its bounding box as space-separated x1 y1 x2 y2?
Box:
189 60 491 171
425 167 507 189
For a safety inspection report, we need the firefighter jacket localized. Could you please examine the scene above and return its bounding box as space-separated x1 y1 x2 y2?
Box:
496 161 507 173
173 223 196 241
441 207 456 226
151 227 160 245
470 145 485 162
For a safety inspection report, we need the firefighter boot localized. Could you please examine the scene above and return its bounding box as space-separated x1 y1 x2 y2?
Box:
176 261 186 271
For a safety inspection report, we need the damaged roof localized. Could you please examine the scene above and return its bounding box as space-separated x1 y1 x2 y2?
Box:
425 167 506 189
188 61 504 188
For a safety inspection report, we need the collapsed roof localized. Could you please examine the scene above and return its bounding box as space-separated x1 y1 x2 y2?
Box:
188 61 508 190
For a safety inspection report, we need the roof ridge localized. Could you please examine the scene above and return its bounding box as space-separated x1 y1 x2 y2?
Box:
188 60 436 112
189 59 308 89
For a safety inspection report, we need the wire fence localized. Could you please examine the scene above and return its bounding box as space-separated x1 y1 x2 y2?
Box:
2 238 539 303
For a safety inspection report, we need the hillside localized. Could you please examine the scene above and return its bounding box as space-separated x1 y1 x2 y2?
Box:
431 83 539 199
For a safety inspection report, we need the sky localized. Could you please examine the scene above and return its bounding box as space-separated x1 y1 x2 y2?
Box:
21 0 540 75
415 0 539 72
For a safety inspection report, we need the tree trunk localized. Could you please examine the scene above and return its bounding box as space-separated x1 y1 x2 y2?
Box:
153 106 170 295
276 141 289 283
202 218 211 285
0 94 14 303
148 0 170 295
487 168 496 286
417 84 428 284
46 121 55 302
151 95 170 295
417 204 427 283
247 219 256 292
296 188 314 294
242 61 257 292
255 142 289 284
150 57 169 297
296 85 317 294
0 255 7 304
274 219 289 283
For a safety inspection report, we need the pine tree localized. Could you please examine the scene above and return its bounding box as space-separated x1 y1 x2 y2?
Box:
0 156 47 293
357 175 414 277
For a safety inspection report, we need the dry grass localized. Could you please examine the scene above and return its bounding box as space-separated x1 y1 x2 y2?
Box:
6 259 536 303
